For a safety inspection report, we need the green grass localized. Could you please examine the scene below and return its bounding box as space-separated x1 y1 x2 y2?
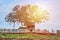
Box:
0 33 60 40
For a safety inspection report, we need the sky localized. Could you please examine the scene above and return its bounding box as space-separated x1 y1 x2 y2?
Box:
0 0 60 32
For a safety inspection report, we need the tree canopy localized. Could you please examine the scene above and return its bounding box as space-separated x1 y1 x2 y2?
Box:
5 4 49 26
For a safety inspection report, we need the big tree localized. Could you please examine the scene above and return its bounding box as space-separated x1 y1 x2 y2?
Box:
5 4 49 32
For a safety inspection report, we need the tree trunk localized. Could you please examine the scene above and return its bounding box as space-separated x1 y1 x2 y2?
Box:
24 22 35 32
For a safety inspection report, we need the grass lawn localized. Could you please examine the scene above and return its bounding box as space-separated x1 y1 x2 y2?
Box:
0 33 60 40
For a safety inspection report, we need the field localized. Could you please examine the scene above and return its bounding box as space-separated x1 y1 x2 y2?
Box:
0 33 60 40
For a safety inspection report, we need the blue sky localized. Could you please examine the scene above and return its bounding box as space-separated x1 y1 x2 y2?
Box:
0 0 60 32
